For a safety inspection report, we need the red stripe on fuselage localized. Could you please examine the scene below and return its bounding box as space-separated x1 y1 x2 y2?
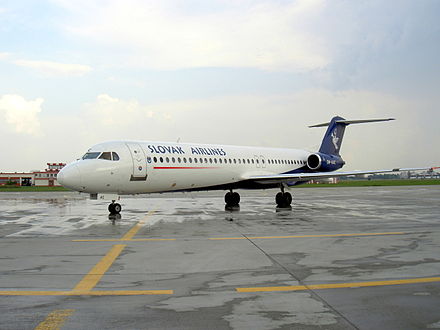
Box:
153 167 218 169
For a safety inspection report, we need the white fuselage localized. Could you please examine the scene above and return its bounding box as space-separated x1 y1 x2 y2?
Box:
58 141 311 195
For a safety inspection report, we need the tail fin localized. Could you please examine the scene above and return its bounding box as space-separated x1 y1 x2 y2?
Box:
309 116 395 156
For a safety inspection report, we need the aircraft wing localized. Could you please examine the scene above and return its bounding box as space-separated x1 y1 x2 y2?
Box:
246 167 438 184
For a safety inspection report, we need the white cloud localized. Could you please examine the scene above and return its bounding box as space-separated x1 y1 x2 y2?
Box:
77 90 434 170
0 94 44 136
0 89 437 171
57 0 329 71
0 52 10 60
84 94 156 126
13 59 92 77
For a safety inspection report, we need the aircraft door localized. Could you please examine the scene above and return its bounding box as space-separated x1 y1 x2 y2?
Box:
126 143 147 181
260 155 266 168
254 155 260 168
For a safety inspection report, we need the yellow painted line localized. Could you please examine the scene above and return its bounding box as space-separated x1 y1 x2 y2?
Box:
80 290 173 296
210 232 406 240
0 290 173 296
72 238 176 242
34 309 74 330
236 276 440 293
121 210 155 240
73 232 406 242
72 244 126 292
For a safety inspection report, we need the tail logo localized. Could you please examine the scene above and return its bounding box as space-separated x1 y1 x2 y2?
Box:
332 129 339 150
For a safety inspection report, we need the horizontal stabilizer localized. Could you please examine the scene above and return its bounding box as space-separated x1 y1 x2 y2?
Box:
309 118 395 128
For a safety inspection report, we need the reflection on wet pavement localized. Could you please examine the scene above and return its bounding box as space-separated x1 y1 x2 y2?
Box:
1 186 440 329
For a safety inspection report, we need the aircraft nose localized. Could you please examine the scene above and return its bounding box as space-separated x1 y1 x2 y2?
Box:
58 164 82 191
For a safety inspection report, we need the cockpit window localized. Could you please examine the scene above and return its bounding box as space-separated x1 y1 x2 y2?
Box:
82 151 120 161
99 152 112 160
82 152 101 160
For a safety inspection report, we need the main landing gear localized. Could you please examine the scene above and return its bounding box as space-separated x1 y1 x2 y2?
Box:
225 190 240 208
224 187 293 209
108 201 122 215
276 185 292 208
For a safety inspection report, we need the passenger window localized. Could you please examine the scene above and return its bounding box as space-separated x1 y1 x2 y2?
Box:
183 158 187 163
166 157 169 163
205 158 208 163
112 152 120 161
153 157 157 163
214 159 217 164
200 158 203 163
238 159 241 164
99 152 112 160
172 157 175 163
189 158 192 163
194 158 198 163
160 157 163 163
178 158 181 163
209 158 213 163
219 158 222 164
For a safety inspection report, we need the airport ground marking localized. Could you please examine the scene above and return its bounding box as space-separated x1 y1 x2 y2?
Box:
236 276 440 293
72 238 176 242
121 210 155 240
0 290 173 296
72 232 407 243
72 244 126 293
34 309 74 330
210 232 406 240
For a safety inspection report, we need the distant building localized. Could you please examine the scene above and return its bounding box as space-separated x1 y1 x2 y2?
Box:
0 172 34 186
407 170 440 179
0 163 66 187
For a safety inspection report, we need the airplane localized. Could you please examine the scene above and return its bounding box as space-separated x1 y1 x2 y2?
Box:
57 116 434 214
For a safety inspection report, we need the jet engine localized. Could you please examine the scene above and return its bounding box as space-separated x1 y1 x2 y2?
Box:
307 153 345 172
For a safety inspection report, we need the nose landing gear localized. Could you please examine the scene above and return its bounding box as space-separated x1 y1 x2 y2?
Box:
108 201 122 215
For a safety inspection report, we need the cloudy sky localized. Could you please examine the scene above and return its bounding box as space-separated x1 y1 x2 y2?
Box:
0 0 439 172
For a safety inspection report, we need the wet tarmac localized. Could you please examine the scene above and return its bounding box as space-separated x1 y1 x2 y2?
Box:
0 186 440 329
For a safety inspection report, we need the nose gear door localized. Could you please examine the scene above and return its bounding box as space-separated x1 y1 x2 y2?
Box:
126 143 147 181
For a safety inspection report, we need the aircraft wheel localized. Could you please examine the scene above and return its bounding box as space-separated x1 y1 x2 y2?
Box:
113 203 122 214
232 192 240 205
275 192 284 206
225 192 233 205
284 192 292 205
108 203 122 214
